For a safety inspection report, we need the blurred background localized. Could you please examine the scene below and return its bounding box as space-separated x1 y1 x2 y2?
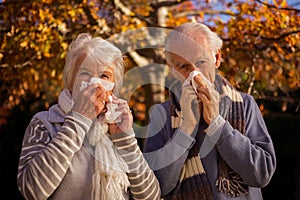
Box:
0 0 299 199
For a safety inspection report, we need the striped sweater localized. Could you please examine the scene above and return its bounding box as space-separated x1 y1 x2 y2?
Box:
17 104 160 200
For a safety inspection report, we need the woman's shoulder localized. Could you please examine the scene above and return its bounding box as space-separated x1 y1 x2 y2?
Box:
30 104 63 138
23 114 53 145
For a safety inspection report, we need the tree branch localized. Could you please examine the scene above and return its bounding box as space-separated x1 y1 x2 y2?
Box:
113 0 155 26
255 0 300 12
174 10 237 18
222 29 300 43
128 51 150 67
257 96 300 103
255 30 300 41
150 0 187 10
0 55 36 68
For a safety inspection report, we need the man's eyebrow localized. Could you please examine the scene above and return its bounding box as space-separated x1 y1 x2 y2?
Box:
195 58 209 62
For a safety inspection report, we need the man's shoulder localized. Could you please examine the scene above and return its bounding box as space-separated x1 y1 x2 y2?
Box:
154 100 172 111
149 100 172 117
239 92 256 103
160 99 172 107
238 92 260 114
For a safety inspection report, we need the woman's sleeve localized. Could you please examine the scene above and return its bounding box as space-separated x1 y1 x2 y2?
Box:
110 129 161 200
17 111 91 200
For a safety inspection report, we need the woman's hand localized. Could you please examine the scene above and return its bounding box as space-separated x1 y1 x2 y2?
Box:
72 84 107 120
194 75 219 125
108 95 133 135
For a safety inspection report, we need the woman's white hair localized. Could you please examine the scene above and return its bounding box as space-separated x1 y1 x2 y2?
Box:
165 22 223 60
63 33 124 95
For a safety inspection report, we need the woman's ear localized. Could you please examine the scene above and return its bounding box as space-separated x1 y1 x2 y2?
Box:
215 50 222 68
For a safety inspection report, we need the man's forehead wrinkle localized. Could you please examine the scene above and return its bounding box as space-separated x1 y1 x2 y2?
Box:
166 29 207 46
166 46 208 64
164 30 213 66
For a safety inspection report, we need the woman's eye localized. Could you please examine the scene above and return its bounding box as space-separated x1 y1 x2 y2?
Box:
101 74 110 79
177 64 189 69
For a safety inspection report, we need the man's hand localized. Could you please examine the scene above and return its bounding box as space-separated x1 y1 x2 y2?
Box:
180 85 200 136
194 75 219 125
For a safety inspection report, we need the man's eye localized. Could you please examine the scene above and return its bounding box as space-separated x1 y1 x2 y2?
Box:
79 71 90 76
195 59 208 67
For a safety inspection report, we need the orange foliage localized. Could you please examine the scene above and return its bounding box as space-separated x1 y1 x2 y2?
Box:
0 0 299 122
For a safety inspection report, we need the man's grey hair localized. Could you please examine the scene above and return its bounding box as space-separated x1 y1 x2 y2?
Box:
165 22 223 55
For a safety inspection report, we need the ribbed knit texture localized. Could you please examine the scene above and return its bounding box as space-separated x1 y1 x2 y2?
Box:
167 73 248 199
58 89 130 200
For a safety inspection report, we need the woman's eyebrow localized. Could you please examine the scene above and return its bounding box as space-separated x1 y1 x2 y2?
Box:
78 65 91 71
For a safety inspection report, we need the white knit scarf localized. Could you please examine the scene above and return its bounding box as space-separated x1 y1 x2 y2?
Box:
58 88 130 200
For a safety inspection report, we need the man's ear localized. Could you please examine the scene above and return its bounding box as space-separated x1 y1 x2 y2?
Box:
215 50 222 68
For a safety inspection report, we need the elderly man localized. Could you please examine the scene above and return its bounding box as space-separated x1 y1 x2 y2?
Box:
143 22 276 200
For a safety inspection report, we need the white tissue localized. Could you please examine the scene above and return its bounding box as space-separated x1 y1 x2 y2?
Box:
104 95 122 123
80 77 115 91
182 71 212 93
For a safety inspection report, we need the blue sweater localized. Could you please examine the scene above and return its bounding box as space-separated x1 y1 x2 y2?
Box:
143 92 276 200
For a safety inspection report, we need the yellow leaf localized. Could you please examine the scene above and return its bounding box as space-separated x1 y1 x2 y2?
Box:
61 42 68 50
43 52 51 58
51 70 56 77
20 40 28 48
39 9 46 21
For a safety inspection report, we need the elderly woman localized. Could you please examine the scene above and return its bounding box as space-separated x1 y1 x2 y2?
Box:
17 33 161 200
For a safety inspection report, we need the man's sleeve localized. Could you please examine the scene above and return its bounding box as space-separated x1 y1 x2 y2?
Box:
143 103 195 197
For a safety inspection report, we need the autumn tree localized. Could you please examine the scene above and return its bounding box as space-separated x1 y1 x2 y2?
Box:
1 1 299 198
213 0 300 113
0 0 299 128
